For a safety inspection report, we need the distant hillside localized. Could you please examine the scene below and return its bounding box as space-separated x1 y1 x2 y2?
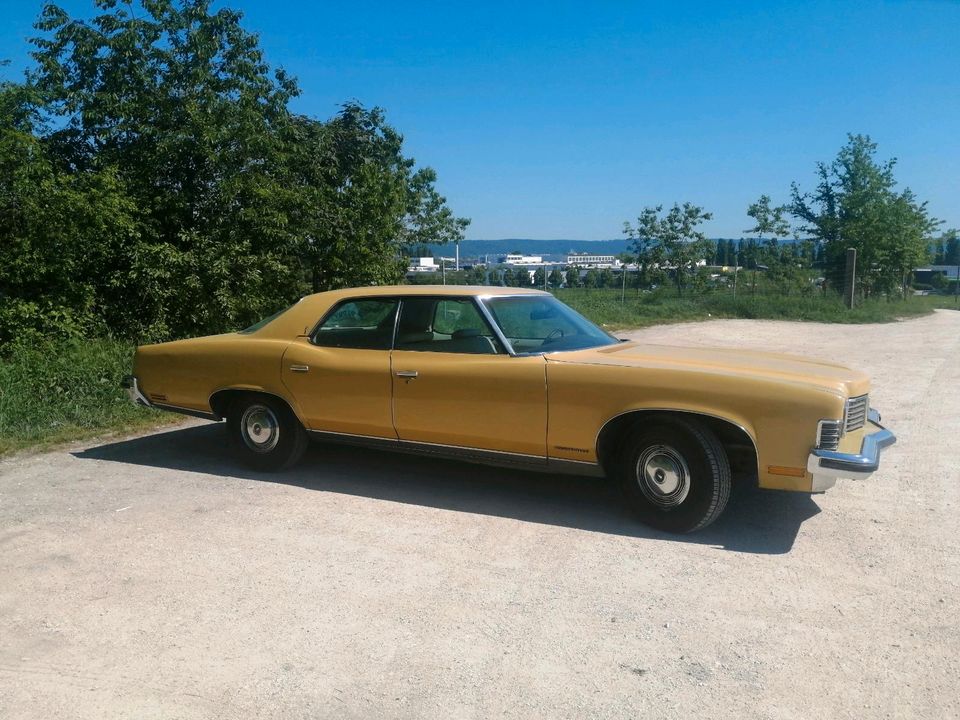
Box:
426 237 779 261
427 239 631 259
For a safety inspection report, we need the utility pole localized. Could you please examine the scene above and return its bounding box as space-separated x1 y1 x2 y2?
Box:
620 264 627 303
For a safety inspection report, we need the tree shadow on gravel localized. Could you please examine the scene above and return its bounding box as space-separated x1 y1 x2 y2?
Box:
75 423 820 555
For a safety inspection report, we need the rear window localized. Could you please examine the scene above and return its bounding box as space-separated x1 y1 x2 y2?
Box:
238 303 296 334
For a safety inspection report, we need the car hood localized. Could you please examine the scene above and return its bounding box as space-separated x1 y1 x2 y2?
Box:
545 341 870 397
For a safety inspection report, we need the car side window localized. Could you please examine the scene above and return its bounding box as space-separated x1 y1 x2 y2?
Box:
312 299 398 350
395 298 502 354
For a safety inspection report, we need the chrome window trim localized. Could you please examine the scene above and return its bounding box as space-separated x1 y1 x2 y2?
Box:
474 295 517 356
307 296 401 349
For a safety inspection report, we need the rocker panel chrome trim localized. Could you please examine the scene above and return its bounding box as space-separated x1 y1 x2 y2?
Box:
307 429 604 476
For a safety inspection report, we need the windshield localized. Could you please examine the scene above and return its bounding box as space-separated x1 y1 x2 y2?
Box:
482 295 618 354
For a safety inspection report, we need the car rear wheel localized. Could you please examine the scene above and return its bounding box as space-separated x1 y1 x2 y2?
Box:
227 395 308 471
615 416 731 533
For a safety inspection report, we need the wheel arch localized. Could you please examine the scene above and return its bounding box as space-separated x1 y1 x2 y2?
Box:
208 386 302 422
596 409 760 481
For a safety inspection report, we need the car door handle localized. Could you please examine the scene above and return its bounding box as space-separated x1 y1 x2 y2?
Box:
395 370 418 379
289 364 310 373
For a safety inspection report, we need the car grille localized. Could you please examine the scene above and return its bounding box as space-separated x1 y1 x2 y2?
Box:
817 420 843 451
845 394 869 433
816 395 870 451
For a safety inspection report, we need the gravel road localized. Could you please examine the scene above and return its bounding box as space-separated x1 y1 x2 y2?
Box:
1 311 958 719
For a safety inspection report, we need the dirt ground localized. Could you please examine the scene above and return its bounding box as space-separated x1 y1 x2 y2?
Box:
1 310 958 719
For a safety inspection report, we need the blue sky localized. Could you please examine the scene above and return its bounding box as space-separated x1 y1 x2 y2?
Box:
1 0 957 239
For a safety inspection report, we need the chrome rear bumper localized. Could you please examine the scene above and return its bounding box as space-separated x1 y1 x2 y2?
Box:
122 375 152 408
807 409 896 491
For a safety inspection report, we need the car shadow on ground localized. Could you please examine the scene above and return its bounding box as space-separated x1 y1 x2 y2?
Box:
75 423 820 555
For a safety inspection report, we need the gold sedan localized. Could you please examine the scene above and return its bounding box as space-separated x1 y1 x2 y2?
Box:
125 286 895 532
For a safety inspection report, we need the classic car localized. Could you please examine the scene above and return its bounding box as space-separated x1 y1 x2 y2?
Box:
124 285 896 533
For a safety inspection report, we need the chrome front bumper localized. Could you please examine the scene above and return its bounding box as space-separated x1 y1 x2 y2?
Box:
807 409 897 492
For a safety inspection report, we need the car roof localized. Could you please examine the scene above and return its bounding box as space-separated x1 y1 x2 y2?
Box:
305 285 550 301
255 285 552 339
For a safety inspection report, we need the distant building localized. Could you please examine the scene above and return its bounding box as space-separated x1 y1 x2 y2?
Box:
914 265 960 283
566 253 621 268
501 253 544 265
407 257 438 272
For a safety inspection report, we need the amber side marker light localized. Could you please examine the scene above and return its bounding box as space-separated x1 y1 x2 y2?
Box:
767 465 807 478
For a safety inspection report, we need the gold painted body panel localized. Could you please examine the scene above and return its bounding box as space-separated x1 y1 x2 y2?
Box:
281 338 395 438
134 334 298 415
132 286 876 494
391 351 547 456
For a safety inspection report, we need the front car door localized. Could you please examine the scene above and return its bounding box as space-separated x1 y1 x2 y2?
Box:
390 296 548 459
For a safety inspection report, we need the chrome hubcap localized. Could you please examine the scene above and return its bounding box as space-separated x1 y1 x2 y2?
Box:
241 404 279 453
636 444 690 508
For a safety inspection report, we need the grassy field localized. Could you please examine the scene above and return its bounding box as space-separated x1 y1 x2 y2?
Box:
0 339 180 456
1 290 956 457
557 287 959 330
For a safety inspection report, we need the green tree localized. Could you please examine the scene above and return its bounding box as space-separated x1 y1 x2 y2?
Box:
624 203 712 295
548 268 564 289
0 81 141 345
564 266 580 288
582 269 600 289
746 195 791 244
465 266 486 285
790 134 938 297
745 195 790 295
934 238 946 265
941 229 959 266
623 207 665 290
4 0 468 345
533 267 546 288
290 103 468 294
713 239 725 265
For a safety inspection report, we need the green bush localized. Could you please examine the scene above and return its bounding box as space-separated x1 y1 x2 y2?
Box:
0 339 175 455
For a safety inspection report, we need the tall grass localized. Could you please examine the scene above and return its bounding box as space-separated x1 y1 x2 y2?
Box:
557 287 958 330
0 339 176 455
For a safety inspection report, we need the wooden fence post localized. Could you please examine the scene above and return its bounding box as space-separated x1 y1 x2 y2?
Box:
844 248 857 309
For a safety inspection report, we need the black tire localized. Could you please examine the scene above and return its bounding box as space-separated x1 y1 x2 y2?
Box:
226 394 308 472
615 415 731 533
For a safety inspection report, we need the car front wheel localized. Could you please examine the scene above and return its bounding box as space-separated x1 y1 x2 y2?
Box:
227 395 308 471
616 416 731 533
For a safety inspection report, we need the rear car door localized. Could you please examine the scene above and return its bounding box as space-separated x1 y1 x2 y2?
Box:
282 297 398 438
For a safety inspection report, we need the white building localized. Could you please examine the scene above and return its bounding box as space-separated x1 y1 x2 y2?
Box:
501 253 544 265
407 257 438 272
566 253 621 268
